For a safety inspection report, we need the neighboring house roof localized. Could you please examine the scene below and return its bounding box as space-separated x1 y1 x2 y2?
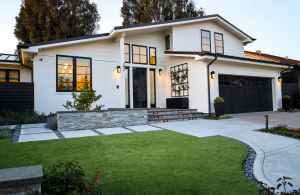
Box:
245 51 300 66
165 51 293 68
18 14 255 49
0 53 20 64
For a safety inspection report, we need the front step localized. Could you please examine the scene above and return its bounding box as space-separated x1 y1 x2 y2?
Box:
148 115 208 124
147 109 197 115
148 112 204 119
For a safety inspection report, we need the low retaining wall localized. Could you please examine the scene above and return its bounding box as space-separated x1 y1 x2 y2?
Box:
0 165 43 195
57 109 148 131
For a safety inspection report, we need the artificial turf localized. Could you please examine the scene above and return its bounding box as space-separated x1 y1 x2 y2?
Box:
0 130 259 194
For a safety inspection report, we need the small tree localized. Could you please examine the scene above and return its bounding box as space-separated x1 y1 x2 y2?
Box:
63 82 104 111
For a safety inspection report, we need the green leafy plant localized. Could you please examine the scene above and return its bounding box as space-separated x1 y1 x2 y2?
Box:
258 176 300 195
293 135 300 139
219 114 233 119
204 117 220 120
42 161 101 195
171 67 189 96
282 95 291 100
214 97 225 103
63 82 104 111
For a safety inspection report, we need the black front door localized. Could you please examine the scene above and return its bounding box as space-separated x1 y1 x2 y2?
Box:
133 68 147 108
219 75 273 114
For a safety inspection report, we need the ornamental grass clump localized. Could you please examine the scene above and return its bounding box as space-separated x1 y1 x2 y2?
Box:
42 161 102 195
44 116 57 130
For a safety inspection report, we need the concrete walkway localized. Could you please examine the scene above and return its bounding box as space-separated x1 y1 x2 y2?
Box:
14 114 300 191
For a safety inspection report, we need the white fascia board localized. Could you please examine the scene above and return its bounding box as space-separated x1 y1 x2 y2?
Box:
22 47 39 53
0 62 21 65
164 53 197 58
204 55 290 68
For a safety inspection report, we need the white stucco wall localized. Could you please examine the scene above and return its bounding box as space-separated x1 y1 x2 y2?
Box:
172 21 245 57
0 64 32 82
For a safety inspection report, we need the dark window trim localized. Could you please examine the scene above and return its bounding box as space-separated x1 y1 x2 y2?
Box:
149 47 157 65
0 69 20 83
165 35 170 50
214 32 224 55
150 69 156 108
132 44 148 65
125 67 130 108
124 43 130 63
201 29 211 52
56 55 92 92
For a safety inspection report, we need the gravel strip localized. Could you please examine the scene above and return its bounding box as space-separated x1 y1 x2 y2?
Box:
53 130 65 139
239 140 262 189
11 125 21 143
123 126 137 132
91 129 104 135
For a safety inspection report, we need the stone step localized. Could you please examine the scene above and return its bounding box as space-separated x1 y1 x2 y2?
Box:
148 115 208 124
148 112 204 119
147 109 197 115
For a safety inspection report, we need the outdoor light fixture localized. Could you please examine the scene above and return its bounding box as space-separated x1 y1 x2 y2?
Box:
163 119 168 123
159 69 162 76
278 76 282 83
158 116 163 119
117 66 121 73
189 118 193 120
178 111 182 113
153 112 158 115
211 71 215 79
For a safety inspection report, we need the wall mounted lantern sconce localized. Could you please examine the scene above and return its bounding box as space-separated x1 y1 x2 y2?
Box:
278 76 282 83
117 66 121 73
159 69 162 76
211 71 215 79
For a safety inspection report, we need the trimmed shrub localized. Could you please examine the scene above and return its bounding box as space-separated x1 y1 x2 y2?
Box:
0 126 13 139
214 97 224 103
259 128 267 132
293 135 300 139
44 116 57 130
277 131 293 137
282 95 290 100
42 161 101 195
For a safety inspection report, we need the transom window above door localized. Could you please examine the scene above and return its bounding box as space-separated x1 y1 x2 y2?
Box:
132 45 147 64
0 69 19 82
57 55 91 92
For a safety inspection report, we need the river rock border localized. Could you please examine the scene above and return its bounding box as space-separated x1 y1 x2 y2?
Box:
239 140 261 188
11 125 21 143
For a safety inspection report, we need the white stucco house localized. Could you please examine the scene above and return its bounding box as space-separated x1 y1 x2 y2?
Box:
1 14 295 114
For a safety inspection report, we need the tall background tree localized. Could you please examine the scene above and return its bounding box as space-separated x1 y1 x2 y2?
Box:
14 0 101 44
120 0 205 25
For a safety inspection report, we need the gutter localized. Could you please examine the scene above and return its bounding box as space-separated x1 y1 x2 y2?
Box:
206 54 218 116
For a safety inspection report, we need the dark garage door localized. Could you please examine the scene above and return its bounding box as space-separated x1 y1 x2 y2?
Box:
219 75 273 114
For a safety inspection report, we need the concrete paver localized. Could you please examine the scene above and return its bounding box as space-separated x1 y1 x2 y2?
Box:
18 133 59 142
61 130 98 138
96 127 132 135
20 128 53 135
21 123 45 129
126 125 162 132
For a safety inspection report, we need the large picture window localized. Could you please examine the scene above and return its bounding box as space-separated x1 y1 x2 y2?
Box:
0 69 20 82
201 30 211 52
57 55 91 92
132 45 147 64
215 33 224 54
124 44 130 63
149 47 156 65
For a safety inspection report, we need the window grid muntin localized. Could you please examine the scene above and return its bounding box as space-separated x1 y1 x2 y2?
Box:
215 33 224 54
132 45 148 64
0 69 20 83
201 30 211 52
56 55 92 92
124 44 130 63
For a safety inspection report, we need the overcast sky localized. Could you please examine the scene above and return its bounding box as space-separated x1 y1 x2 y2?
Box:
0 0 299 60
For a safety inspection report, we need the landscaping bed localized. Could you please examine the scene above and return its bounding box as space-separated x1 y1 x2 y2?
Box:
204 114 234 120
259 124 300 139
0 130 259 194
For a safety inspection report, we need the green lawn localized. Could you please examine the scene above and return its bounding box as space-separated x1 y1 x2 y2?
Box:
0 130 259 195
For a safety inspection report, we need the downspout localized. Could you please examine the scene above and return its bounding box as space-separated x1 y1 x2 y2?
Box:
17 45 33 83
207 54 218 116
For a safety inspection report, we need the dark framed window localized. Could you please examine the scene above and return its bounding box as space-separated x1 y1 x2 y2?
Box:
124 44 130 63
201 30 211 52
0 69 20 82
165 35 170 50
215 33 224 54
56 55 92 92
132 45 147 64
149 47 156 65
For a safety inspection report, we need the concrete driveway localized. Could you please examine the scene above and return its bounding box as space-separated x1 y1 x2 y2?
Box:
152 117 300 191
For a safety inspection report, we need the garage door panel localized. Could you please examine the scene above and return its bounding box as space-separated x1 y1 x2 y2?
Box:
219 75 272 114
231 88 246 112
247 88 259 111
219 87 231 112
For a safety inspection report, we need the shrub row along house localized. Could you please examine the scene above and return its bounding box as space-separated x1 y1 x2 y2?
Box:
0 14 299 114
